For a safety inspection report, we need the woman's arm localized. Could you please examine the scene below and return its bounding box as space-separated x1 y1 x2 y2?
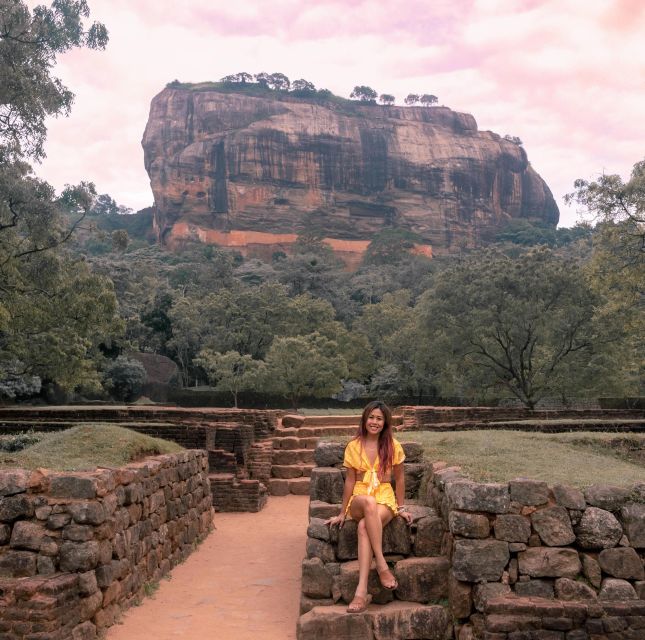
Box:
393 463 412 523
326 467 356 526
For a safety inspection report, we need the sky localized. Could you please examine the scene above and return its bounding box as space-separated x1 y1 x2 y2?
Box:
36 0 645 227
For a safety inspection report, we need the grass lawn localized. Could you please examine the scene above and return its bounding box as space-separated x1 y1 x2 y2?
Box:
0 424 182 472
297 408 363 416
396 431 645 488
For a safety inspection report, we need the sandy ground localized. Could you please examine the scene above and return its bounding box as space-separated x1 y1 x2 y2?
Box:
106 495 309 640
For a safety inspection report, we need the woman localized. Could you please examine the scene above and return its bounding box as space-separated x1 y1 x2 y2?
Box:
326 400 412 613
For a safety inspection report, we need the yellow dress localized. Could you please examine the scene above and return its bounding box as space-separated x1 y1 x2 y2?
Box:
343 437 406 516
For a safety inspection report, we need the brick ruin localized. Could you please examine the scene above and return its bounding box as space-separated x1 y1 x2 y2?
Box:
298 441 645 639
0 450 213 639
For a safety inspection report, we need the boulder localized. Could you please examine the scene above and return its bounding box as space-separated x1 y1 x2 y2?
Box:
0 494 34 522
509 478 549 506
530 506 576 546
552 484 586 510
620 502 645 548
575 507 623 549
493 514 531 543
449 511 490 539
394 557 449 603
0 469 31 496
554 577 597 600
49 474 98 499
584 485 631 511
314 442 345 467
306 537 336 563
446 481 510 514
452 539 510 582
598 547 645 580
598 578 638 600
518 548 581 578
307 517 331 543
309 468 344 504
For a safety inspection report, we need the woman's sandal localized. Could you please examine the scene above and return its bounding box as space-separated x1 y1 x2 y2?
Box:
377 567 398 590
346 593 372 613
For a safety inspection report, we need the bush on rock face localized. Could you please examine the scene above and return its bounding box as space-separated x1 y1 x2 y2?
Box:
102 357 146 402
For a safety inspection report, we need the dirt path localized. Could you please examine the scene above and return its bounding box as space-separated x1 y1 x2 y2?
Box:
106 495 309 640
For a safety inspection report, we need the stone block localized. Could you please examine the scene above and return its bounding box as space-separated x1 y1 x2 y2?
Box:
50 475 98 499
414 515 445 556
494 515 531 543
302 557 333 598
69 501 107 525
0 493 34 521
473 583 512 612
575 507 623 549
509 478 549 506
306 537 336 563
267 478 290 496
403 464 425 499
0 523 9 544
297 605 373 639
598 547 645 580
63 523 95 542
314 442 345 467
309 500 341 520
449 570 472 618
598 578 638 600
446 481 511 514
581 553 602 588
552 484 586 510
518 548 581 578
337 520 359 560
401 442 424 463
0 469 30 496
449 511 490 539
621 502 645 548
339 560 394 604
272 465 304 479
290 478 311 495
394 557 449 603
300 595 335 614
9 520 46 551
554 577 597 600
72 621 97 640
307 517 331 542
383 517 412 556
514 578 554 598
531 506 576 546
78 570 98 596
310 468 344 504
0 549 37 577
59 541 100 572
452 539 510 582
283 414 305 428
584 485 631 511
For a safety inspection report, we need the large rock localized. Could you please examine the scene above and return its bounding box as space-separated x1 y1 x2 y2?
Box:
0 494 34 522
449 511 490 539
509 478 549 506
452 539 509 582
337 517 411 560
446 481 510 514
584 485 631 511
59 541 100 572
472 583 512 612
307 517 331 542
598 578 638 600
403 464 425 499
575 507 623 549
310 468 344 504
401 442 424 463
309 500 341 520
518 548 581 578
0 469 31 496
0 549 37 577
493 515 531 543
9 521 46 551
552 484 586 510
339 561 394 605
581 553 602 588
530 506 576 546
620 502 645 548
598 547 645 580
144 88 559 263
554 577 597 600
302 557 334 598
413 515 445 557
393 557 449 603
514 579 554 598
306 537 336 563
314 443 345 468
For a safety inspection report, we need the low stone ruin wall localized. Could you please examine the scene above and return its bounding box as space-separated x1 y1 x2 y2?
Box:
299 441 645 639
0 450 213 639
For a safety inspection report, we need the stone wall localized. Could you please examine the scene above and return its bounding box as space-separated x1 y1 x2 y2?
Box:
299 442 645 639
0 450 213 639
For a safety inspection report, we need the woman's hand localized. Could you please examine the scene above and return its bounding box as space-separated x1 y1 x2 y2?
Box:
398 509 413 526
325 513 346 528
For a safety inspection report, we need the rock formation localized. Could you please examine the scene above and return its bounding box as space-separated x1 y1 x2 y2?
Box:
142 86 559 261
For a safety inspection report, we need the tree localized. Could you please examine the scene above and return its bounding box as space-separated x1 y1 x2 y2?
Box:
417 248 601 409
503 135 523 146
420 94 438 107
195 349 265 407
350 86 378 103
404 94 420 106
379 94 395 106
254 71 270 87
267 72 290 91
363 229 423 266
102 356 146 402
263 333 348 409
291 79 316 94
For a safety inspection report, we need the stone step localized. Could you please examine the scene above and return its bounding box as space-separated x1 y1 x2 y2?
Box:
268 476 310 496
296 601 450 640
300 415 361 426
272 436 320 450
273 425 358 438
272 448 315 465
271 464 315 479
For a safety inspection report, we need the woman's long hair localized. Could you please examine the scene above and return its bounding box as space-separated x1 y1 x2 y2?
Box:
356 400 395 479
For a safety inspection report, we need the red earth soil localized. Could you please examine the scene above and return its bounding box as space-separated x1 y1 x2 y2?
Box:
106 495 309 640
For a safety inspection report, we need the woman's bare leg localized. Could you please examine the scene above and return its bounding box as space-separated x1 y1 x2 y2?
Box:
350 496 395 593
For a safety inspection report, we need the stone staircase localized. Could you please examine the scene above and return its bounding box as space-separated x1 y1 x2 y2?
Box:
267 415 361 496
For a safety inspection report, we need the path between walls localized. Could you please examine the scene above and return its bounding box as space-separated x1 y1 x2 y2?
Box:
106 495 309 640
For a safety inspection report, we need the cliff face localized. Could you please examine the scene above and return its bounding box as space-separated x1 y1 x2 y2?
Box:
142 88 559 256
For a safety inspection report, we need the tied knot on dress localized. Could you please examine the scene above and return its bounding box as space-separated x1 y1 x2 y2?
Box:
363 469 381 495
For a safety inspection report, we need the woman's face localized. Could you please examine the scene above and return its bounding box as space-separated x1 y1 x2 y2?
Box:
365 408 385 436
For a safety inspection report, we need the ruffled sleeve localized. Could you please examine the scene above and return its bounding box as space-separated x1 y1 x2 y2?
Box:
393 439 406 466
343 439 362 470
